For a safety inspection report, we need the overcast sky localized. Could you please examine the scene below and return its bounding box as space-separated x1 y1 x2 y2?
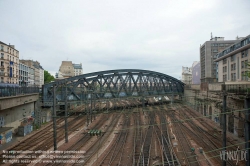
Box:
1 0 249 79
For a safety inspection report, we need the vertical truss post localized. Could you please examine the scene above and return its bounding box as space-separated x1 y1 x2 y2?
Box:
87 90 89 126
64 85 68 143
53 84 57 150
222 85 227 166
94 91 96 120
245 93 250 166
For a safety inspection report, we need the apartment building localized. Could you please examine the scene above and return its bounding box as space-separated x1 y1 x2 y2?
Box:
182 66 192 85
200 36 240 83
215 35 250 83
73 63 83 76
0 41 19 85
20 60 44 87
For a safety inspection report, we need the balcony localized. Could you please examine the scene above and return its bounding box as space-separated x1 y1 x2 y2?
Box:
0 72 4 76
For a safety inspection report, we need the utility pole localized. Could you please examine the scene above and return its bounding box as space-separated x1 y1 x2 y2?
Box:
53 84 57 150
244 92 250 166
90 90 93 122
64 85 68 143
222 84 227 166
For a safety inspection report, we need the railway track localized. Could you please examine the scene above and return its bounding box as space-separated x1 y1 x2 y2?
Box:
94 113 130 166
156 107 179 166
137 111 153 166
178 104 245 166
3 116 86 166
133 110 143 166
76 112 123 165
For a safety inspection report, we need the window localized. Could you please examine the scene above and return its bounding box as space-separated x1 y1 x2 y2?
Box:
213 49 218 53
242 72 248 81
223 74 227 81
231 63 236 71
1 53 3 58
245 60 248 69
231 55 236 62
219 44 224 47
242 61 245 68
231 73 236 81
223 59 227 64
0 45 3 51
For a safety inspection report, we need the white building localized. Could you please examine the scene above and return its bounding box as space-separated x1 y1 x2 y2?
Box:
73 63 83 76
215 35 250 83
182 66 192 84
28 67 34 86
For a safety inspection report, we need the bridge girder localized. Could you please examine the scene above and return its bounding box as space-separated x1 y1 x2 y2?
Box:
42 69 185 106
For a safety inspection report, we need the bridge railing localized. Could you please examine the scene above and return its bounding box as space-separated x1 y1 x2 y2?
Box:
0 87 40 98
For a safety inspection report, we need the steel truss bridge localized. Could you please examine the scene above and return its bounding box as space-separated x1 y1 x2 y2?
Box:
42 69 185 106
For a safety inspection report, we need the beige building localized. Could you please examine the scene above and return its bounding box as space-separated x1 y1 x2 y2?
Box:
215 35 250 83
0 41 19 84
57 61 75 79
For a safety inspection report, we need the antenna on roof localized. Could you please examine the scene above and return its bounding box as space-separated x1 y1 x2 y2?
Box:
211 32 213 39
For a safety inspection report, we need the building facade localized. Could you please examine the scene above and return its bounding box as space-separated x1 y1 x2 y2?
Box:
182 66 192 85
19 63 29 86
73 63 83 76
20 60 44 87
0 41 19 85
215 35 250 83
192 61 201 84
28 67 34 86
200 36 239 83
57 61 74 79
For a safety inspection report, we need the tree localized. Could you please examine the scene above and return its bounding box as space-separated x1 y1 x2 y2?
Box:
44 70 55 84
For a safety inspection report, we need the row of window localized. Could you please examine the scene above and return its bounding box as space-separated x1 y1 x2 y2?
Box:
1 53 19 63
211 43 231 47
223 60 248 69
0 45 18 56
217 37 250 59
223 72 248 81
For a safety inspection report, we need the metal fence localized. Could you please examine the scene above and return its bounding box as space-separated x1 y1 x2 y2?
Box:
0 87 40 97
225 84 250 94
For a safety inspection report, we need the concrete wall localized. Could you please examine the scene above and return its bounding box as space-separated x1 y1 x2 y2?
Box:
184 88 245 138
0 102 35 133
0 94 39 110
190 84 200 90
208 83 223 91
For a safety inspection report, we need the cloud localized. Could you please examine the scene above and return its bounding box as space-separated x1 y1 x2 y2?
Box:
0 0 249 80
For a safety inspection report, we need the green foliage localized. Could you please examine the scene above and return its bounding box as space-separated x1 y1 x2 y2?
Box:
44 70 55 84
245 62 250 78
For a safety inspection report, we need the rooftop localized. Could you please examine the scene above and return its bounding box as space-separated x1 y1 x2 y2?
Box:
215 34 250 62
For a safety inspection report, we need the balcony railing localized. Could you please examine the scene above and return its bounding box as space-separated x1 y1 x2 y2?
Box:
0 86 39 97
225 84 250 94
